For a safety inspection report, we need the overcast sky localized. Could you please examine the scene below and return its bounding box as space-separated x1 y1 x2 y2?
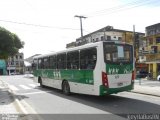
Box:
0 0 160 58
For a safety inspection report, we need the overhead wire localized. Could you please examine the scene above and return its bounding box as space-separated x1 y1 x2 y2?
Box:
0 0 159 30
84 0 146 16
83 0 160 17
0 19 80 31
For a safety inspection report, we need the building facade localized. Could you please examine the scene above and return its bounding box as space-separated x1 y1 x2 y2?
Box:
7 53 24 75
142 23 160 79
66 25 144 62
67 26 144 48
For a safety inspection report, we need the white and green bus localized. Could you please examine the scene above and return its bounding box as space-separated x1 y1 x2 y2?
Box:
32 41 135 96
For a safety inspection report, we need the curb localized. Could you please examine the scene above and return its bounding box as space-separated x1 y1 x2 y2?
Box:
1 80 28 114
130 90 160 97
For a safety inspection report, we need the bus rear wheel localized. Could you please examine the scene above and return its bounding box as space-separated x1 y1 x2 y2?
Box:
62 81 70 95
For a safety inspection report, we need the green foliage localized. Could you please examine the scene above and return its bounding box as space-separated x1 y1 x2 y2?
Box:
0 27 24 59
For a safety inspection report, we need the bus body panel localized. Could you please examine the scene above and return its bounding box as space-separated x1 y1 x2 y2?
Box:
93 42 106 95
106 64 133 88
107 74 132 88
99 42 134 95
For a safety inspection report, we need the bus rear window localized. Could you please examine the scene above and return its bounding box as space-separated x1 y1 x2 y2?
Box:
103 43 133 64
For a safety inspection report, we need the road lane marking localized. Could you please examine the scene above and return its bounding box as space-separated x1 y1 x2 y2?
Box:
28 84 38 88
9 85 19 91
19 91 52 95
19 85 31 89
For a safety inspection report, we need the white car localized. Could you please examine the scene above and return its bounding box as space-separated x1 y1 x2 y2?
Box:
157 75 160 81
10 72 16 75
24 74 34 78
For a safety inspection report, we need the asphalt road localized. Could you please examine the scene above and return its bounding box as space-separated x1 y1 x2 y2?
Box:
1 75 160 120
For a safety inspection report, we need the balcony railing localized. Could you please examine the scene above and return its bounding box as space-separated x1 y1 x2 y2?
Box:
139 50 159 55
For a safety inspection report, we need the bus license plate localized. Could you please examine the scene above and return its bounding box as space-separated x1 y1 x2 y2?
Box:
117 82 123 86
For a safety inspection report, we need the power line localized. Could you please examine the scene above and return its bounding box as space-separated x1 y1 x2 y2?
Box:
84 0 144 16
85 0 152 17
0 19 80 31
83 0 159 17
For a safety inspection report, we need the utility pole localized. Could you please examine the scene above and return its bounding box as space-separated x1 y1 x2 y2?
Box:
133 25 136 57
74 15 87 37
133 25 140 84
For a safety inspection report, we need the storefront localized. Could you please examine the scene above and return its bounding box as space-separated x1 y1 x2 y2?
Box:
0 60 7 75
146 61 160 80
136 63 148 78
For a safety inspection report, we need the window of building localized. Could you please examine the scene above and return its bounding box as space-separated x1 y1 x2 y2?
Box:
19 56 22 59
11 61 14 65
107 36 111 40
20 61 24 66
156 37 160 44
151 46 158 53
101 36 104 41
57 53 66 69
16 62 19 66
80 48 97 69
149 38 153 45
16 55 18 59
67 51 79 69
141 56 144 59
118 37 122 41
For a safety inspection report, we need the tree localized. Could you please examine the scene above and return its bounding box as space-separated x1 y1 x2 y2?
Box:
0 27 24 59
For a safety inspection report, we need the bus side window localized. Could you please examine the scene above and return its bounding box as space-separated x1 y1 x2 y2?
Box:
67 51 79 69
49 55 57 69
38 58 44 69
32 59 38 70
44 57 49 69
106 53 111 61
80 48 97 70
49 56 53 69
57 53 66 69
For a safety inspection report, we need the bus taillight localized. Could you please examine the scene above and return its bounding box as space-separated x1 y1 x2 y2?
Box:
102 72 109 87
131 70 135 82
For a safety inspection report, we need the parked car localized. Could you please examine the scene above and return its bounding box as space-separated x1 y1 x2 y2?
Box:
10 72 16 75
157 75 160 81
24 73 34 78
136 70 148 78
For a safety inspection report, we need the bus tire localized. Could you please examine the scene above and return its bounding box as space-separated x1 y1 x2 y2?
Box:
62 81 70 95
38 77 44 87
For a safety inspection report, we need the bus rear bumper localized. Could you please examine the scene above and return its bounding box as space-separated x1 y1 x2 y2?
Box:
99 84 134 96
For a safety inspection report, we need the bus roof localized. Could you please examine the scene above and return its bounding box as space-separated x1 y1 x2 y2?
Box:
33 41 132 59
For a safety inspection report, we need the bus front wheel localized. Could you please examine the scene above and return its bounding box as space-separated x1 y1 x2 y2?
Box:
62 81 70 95
39 77 44 87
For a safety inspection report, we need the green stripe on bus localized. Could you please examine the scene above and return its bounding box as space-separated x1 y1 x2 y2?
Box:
106 64 133 74
33 69 94 85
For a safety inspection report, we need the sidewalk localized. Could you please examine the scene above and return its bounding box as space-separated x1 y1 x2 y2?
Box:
131 79 160 97
0 79 19 114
